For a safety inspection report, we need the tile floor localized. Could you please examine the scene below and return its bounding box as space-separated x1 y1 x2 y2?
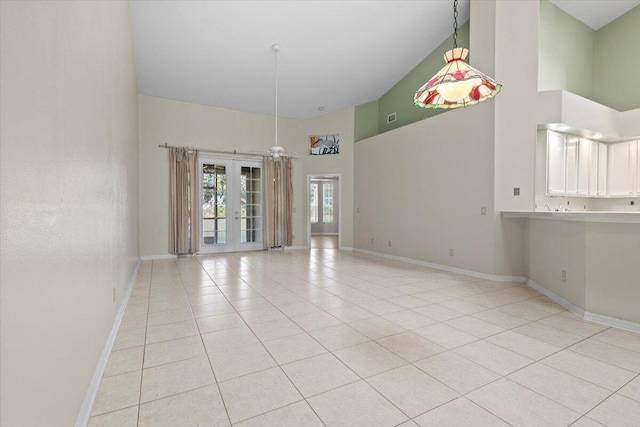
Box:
88 249 640 427
310 235 339 249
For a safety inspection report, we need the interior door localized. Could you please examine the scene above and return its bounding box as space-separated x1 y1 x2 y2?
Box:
199 158 263 253
310 178 339 235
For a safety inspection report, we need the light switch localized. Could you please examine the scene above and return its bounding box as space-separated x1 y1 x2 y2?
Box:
513 188 520 196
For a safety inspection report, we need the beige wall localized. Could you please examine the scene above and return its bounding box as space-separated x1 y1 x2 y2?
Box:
527 219 587 309
585 222 640 323
354 102 497 274
352 0 535 277
525 219 640 323
139 96 355 255
301 108 355 248
0 1 139 426
491 0 540 277
138 95 304 255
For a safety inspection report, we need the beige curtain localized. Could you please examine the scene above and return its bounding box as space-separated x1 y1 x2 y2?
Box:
169 148 199 254
263 156 293 248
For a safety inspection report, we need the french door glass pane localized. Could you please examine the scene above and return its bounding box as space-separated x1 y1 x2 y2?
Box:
310 183 318 223
202 164 226 244
323 182 334 223
240 166 262 243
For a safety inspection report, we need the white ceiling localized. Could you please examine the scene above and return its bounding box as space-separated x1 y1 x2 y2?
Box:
129 0 639 121
548 0 640 30
129 0 470 120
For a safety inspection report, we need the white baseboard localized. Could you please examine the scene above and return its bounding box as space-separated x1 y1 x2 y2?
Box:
75 259 140 427
353 248 526 282
353 248 640 334
526 279 586 317
140 254 177 261
527 278 640 333
583 312 640 334
311 233 339 236
339 247 354 251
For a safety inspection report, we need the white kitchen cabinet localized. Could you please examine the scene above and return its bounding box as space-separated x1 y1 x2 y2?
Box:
543 131 638 198
597 142 608 196
589 140 599 196
546 131 566 195
636 140 640 194
545 131 610 198
608 141 635 197
577 138 590 196
565 136 579 196
588 140 608 197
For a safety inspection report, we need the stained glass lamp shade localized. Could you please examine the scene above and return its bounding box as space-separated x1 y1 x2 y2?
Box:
414 47 501 109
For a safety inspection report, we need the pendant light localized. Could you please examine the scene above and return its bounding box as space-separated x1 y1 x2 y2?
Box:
414 0 501 109
270 44 283 161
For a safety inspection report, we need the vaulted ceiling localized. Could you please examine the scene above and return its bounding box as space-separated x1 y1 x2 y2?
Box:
129 0 639 120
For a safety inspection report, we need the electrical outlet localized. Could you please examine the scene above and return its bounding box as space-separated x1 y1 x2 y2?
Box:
449 248 454 256
513 188 520 196
371 237 374 244
112 287 116 302
357 207 360 213
388 240 392 247
293 207 296 213
561 270 566 283
481 207 487 215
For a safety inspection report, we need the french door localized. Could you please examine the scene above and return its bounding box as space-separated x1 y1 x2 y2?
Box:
199 158 263 253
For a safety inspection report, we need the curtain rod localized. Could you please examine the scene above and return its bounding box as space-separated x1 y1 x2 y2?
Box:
157 143 297 159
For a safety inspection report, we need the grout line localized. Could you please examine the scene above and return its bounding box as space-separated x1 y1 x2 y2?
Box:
196 255 419 423
178 260 234 426
110 252 640 427
194 256 331 425
135 261 153 426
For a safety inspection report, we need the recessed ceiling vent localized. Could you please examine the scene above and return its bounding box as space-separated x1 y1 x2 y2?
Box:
387 112 397 123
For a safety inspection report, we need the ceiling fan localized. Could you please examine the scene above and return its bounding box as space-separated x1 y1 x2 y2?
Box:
264 44 297 161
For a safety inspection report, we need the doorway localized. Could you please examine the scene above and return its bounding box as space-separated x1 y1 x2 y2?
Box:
199 157 263 253
307 174 341 249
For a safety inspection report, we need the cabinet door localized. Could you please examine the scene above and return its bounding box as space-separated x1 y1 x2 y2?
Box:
634 140 640 195
589 140 599 196
577 138 590 196
598 142 607 196
565 136 579 196
608 141 633 197
547 131 566 195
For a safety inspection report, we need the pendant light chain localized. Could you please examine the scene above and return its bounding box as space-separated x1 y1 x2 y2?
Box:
452 0 458 49
414 0 501 109
273 44 279 147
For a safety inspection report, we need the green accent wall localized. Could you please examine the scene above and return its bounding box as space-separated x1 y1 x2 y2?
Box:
354 100 379 142
378 22 470 134
593 5 640 112
538 0 594 99
355 3 640 142
538 0 640 112
354 22 470 141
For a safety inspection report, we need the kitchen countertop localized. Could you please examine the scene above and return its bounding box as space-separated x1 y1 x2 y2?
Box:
501 210 640 224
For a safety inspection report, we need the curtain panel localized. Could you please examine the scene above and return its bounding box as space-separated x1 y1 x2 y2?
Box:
263 157 293 249
169 147 199 254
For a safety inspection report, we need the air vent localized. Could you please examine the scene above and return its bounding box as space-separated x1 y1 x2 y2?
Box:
387 112 397 123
